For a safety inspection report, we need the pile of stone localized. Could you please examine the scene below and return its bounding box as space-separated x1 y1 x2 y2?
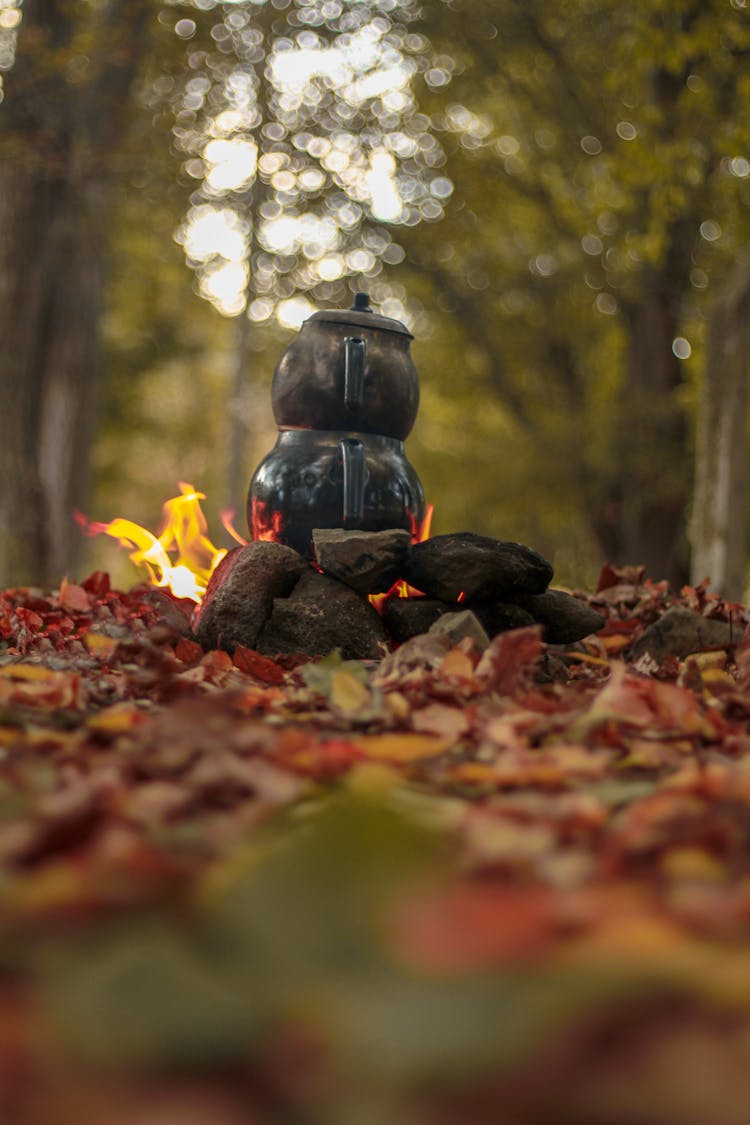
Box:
192 529 605 660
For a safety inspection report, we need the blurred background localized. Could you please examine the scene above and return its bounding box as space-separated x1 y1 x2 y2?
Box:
1 0 749 595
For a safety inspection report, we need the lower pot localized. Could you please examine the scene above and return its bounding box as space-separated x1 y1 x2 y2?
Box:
247 428 425 556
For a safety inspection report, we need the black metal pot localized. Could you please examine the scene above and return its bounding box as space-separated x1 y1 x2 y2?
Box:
270 293 419 440
248 428 425 557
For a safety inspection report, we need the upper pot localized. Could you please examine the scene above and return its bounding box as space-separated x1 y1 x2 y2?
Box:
271 292 420 440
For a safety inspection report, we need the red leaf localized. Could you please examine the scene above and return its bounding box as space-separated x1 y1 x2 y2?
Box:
81 571 111 597
175 637 204 665
59 579 91 613
233 645 286 684
476 625 543 696
596 561 647 592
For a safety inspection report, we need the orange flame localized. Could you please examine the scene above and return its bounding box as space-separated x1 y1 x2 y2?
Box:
80 483 228 603
369 504 434 613
410 504 433 544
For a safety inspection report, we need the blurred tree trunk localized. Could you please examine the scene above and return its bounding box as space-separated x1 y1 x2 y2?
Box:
0 0 149 586
690 260 750 600
591 268 691 588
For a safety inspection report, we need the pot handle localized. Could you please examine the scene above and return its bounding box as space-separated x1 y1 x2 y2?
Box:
344 337 366 411
341 437 365 524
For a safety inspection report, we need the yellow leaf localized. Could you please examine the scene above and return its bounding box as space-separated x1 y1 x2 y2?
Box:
661 847 727 883
449 762 502 784
353 733 453 763
599 634 631 654
384 691 411 720
83 632 118 656
0 664 54 681
330 670 372 714
88 704 147 734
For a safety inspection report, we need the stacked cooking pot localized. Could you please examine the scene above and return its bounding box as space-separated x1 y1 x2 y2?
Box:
248 293 425 556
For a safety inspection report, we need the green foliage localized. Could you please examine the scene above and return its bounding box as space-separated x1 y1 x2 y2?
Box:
399 0 750 581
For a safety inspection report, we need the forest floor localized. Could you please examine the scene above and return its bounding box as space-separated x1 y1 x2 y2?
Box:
1 567 750 1125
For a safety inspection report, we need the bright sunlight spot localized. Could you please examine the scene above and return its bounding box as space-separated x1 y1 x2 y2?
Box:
181 207 246 263
277 295 317 329
200 260 248 317
203 138 258 193
365 150 402 222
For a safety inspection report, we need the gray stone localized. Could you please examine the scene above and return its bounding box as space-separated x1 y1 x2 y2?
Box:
428 610 490 651
629 606 735 662
192 542 306 654
403 532 553 602
256 570 388 660
523 589 605 644
382 597 457 643
313 527 412 594
469 600 536 638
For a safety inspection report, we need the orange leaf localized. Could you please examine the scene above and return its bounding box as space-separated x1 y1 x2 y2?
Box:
352 732 453 762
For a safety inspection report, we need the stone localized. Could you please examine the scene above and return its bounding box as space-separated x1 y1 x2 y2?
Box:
629 606 735 663
313 527 412 594
523 589 605 644
403 532 553 602
382 596 457 643
192 542 306 654
469 600 536 638
256 570 389 660
428 610 490 651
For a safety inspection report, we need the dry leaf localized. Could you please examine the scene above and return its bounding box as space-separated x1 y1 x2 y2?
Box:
330 670 373 715
352 732 453 762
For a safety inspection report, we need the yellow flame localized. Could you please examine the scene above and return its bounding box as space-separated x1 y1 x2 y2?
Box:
96 483 227 603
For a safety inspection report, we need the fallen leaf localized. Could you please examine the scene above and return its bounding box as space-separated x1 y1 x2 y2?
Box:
352 732 453 763
232 645 286 685
59 579 92 613
440 647 476 681
411 703 469 740
476 626 543 696
330 670 373 715
88 704 148 735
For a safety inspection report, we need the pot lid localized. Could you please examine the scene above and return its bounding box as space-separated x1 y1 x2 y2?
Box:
304 292 413 338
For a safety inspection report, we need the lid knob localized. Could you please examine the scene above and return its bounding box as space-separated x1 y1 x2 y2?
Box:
351 291 372 312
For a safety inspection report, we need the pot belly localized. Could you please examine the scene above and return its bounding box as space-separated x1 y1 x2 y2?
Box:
248 430 425 557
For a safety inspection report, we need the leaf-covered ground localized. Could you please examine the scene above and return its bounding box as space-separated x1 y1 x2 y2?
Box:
2 567 750 1124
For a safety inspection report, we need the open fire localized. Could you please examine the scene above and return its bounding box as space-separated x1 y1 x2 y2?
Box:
78 483 240 603
80 482 433 608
